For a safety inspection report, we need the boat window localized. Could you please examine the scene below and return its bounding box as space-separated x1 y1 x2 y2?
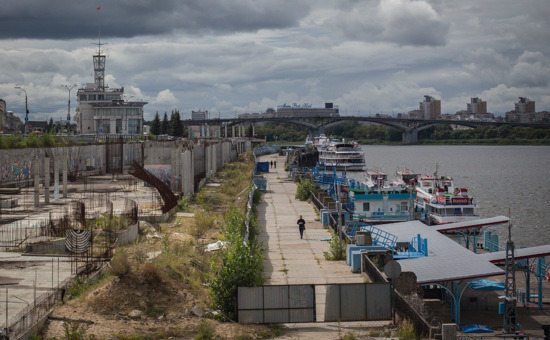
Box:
463 208 474 215
454 208 461 215
400 202 408 211
363 203 370 212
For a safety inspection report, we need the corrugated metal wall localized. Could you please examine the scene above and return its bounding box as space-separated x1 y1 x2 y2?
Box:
238 283 391 324
238 285 316 323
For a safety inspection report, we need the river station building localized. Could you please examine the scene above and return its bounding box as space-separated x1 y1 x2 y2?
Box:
75 44 147 135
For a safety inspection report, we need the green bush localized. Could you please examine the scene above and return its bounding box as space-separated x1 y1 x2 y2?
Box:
323 236 346 261
295 177 315 201
209 206 264 319
177 196 190 212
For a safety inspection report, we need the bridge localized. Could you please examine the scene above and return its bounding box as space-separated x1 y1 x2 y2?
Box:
182 116 550 143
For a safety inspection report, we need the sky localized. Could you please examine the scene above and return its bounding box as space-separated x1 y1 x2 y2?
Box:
1 0 549 122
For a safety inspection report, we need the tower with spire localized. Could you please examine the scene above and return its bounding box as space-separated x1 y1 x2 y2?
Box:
75 6 147 135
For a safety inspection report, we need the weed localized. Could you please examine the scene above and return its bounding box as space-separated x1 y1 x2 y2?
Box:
369 329 381 337
145 302 166 318
396 319 416 340
190 212 215 240
323 236 346 260
108 248 132 277
341 332 358 340
177 196 191 212
133 247 148 264
62 321 90 340
195 320 215 340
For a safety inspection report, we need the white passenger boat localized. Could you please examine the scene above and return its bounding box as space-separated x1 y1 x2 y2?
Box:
317 140 366 171
414 170 479 225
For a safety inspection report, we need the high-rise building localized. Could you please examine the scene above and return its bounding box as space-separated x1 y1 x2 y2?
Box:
467 97 487 114
505 97 536 123
0 99 22 133
514 97 535 113
411 96 441 119
75 43 147 134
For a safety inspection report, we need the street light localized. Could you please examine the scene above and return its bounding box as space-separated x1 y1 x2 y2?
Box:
14 86 29 134
61 83 78 134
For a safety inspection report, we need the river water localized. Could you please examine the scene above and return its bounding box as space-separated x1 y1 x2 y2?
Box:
346 145 550 248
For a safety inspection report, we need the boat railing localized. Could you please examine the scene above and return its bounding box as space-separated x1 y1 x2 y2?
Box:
429 211 479 217
353 211 410 221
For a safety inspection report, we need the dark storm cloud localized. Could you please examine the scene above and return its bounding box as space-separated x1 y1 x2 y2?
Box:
0 0 311 39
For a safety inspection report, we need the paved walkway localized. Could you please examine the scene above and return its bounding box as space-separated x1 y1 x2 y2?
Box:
257 154 389 339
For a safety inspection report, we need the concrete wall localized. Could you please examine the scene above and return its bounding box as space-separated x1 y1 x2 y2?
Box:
115 223 139 246
0 143 143 187
0 138 252 196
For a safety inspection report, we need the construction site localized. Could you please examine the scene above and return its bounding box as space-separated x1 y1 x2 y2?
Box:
0 137 253 339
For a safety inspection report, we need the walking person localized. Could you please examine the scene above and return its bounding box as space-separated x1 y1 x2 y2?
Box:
297 215 306 239
274 160 277 168
270 160 273 168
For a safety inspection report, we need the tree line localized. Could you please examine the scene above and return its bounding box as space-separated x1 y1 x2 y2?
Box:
253 121 550 144
149 110 184 137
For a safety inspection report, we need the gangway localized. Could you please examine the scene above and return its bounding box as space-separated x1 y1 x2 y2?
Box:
344 222 397 251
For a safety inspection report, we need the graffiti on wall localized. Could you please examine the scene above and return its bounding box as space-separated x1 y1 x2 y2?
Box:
0 160 32 183
145 165 172 187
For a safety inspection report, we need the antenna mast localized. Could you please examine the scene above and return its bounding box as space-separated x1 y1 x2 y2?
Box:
503 210 517 333
93 4 106 91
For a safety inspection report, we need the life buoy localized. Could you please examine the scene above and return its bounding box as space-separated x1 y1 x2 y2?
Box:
531 263 535 273
546 270 550 282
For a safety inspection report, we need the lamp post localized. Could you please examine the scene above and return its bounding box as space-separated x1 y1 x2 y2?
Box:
14 86 28 134
61 83 78 135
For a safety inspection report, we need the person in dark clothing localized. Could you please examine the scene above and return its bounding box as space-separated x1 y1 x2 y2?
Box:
297 215 305 239
270 160 273 168
274 160 277 168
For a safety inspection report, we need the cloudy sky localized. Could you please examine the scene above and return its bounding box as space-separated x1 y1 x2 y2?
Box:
1 0 549 122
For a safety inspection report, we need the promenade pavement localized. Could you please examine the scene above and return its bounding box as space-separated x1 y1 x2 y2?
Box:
257 154 390 339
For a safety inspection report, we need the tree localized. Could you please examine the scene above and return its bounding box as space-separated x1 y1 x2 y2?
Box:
168 110 182 137
160 112 169 135
47 117 54 133
150 112 161 135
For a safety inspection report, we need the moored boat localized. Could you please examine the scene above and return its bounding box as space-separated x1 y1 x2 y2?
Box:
414 169 479 225
317 139 365 171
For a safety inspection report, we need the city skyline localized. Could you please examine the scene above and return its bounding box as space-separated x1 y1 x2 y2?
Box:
1 0 549 122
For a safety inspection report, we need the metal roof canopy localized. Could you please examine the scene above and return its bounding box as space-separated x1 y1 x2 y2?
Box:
376 219 550 284
433 216 510 232
478 245 550 263
377 221 503 284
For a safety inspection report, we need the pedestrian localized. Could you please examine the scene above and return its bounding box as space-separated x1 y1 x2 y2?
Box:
274 160 277 168
270 160 273 168
297 215 305 239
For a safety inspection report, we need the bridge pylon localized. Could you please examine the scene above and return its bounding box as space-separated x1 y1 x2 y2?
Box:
402 129 418 143
310 126 325 138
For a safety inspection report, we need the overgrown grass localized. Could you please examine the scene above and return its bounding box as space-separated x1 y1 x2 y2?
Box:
108 248 132 277
396 319 416 340
67 272 112 300
195 320 215 340
190 212 216 240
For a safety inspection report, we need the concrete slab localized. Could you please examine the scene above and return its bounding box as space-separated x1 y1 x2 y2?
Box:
257 154 364 287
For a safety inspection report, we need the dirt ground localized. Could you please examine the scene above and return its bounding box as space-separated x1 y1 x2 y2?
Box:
42 268 268 339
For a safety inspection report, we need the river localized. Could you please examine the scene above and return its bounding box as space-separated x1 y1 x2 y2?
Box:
346 145 550 248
